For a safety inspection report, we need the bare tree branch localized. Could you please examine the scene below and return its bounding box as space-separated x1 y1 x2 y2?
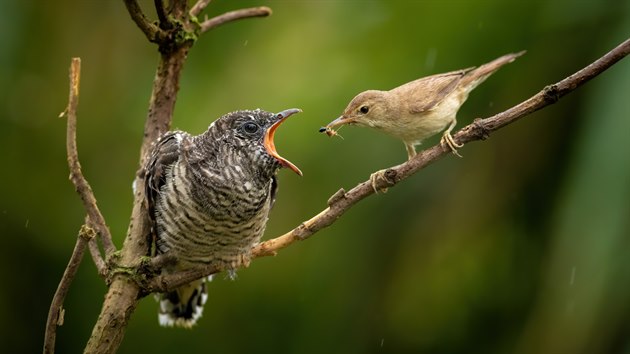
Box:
199 6 272 33
146 36 630 292
61 58 115 258
44 224 96 354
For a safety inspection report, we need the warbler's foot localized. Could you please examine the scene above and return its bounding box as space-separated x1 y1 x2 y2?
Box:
369 169 390 194
440 131 463 158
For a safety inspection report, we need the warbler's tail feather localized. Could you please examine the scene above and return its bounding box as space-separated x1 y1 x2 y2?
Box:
460 51 526 92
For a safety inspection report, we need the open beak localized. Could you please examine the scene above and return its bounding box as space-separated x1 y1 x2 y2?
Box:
264 108 303 176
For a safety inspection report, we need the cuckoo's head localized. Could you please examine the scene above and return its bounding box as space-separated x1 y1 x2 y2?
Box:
205 108 303 176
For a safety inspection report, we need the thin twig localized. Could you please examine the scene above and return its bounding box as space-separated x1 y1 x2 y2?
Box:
147 264 218 293
154 0 170 30
459 37 630 135
146 36 630 292
123 0 165 43
88 239 108 278
189 0 212 17
63 58 116 258
168 0 188 19
44 224 96 354
82 214 108 279
199 6 272 33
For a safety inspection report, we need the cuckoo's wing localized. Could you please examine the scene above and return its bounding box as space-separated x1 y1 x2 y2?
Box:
144 131 185 253
393 67 474 114
269 175 278 209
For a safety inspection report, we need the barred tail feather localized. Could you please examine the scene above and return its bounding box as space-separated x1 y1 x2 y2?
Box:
158 275 212 328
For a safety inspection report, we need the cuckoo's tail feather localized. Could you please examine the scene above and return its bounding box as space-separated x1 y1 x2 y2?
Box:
158 276 211 328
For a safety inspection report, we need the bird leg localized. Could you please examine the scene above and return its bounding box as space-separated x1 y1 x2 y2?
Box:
405 142 417 160
440 118 463 157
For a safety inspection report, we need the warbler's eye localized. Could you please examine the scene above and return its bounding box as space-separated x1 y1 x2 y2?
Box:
242 122 260 134
359 106 369 114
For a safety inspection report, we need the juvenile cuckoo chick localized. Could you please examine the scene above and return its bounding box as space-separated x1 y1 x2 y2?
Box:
324 51 524 158
145 108 302 328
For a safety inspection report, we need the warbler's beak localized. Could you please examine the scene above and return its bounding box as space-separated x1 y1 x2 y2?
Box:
264 108 303 176
324 115 355 130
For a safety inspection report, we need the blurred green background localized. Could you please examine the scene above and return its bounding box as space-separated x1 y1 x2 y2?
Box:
1 0 629 353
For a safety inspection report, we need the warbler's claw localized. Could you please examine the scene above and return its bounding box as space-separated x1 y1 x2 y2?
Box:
369 169 389 194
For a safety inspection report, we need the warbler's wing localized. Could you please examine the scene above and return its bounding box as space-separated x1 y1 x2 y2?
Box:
394 67 475 113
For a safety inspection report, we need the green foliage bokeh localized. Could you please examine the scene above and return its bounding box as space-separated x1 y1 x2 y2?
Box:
1 1 629 353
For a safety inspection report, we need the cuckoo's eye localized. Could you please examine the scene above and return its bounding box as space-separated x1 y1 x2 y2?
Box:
359 106 369 114
241 122 260 135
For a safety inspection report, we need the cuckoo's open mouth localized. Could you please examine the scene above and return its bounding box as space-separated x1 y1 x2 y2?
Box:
264 108 303 176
